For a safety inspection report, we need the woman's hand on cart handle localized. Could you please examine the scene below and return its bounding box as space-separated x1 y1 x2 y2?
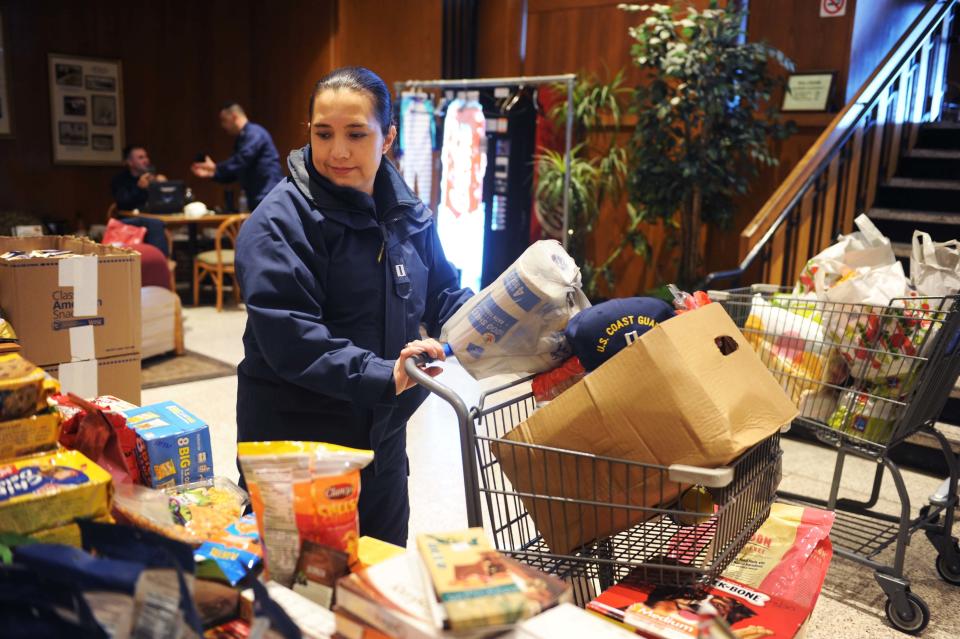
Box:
395 338 446 395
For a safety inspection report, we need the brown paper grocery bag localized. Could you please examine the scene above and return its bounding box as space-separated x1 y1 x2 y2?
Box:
491 303 797 554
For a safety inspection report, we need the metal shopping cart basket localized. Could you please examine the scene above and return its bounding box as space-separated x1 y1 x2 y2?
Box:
406 359 783 605
711 286 960 634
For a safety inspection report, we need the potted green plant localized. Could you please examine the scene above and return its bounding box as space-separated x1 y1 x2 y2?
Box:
621 1 795 286
534 71 644 299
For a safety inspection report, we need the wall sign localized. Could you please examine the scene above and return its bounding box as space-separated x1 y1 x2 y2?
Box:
820 0 847 18
48 53 124 165
782 72 836 112
0 11 12 137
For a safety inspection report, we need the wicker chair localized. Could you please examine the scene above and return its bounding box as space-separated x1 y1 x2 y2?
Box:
193 214 249 311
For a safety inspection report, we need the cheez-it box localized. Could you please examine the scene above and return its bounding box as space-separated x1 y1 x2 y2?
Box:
122 400 213 488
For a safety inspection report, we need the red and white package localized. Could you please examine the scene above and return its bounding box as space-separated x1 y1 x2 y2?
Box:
531 357 586 402
54 393 140 484
588 503 834 639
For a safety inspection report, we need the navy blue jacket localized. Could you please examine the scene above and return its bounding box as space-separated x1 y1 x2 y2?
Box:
214 122 284 209
110 170 148 211
235 147 472 469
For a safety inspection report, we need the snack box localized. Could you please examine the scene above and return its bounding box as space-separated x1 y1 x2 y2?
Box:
0 449 113 535
0 408 61 463
123 401 213 488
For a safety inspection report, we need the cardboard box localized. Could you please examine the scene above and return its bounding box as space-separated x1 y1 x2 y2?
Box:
122 401 213 488
42 353 142 405
0 236 140 366
492 304 798 554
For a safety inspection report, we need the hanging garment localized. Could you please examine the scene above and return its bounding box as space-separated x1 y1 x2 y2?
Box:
398 94 436 206
480 87 538 288
531 84 566 242
438 98 488 292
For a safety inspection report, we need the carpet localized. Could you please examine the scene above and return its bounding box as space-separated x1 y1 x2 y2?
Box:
141 350 236 389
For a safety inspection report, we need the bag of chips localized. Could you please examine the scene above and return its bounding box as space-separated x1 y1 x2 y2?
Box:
238 441 373 587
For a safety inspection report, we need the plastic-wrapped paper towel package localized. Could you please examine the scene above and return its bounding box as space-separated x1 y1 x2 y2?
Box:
440 240 590 379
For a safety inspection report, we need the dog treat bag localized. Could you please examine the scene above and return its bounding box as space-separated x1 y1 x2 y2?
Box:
238 441 373 587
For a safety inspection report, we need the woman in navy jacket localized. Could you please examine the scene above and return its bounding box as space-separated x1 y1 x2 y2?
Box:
235 67 473 546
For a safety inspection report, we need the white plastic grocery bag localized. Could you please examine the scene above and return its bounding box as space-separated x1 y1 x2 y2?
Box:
440 240 590 379
911 230 960 296
794 214 896 296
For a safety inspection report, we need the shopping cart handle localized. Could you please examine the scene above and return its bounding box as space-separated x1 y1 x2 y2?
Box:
668 464 734 488
404 352 450 395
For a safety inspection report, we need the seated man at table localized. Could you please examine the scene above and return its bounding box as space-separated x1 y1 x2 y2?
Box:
111 144 168 211
190 102 283 210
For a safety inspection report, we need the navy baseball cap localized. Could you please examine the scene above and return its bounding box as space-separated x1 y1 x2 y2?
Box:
565 297 676 371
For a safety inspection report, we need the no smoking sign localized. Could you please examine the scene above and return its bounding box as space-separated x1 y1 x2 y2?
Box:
820 0 847 17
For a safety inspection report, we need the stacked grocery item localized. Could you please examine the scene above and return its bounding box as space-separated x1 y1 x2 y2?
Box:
0 236 142 404
587 502 835 639
334 527 572 638
732 214 960 445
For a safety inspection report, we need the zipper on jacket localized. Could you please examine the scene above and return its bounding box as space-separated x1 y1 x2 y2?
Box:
377 223 389 263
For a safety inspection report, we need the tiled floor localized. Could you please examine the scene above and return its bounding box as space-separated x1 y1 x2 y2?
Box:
147 305 960 638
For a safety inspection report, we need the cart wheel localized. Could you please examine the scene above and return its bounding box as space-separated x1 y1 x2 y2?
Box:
936 544 960 586
885 592 930 635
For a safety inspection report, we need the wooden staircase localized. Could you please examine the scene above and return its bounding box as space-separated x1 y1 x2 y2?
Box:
703 0 960 460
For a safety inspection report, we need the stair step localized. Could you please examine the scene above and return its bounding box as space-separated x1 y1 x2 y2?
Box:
915 123 960 150
892 242 911 258
906 148 960 159
876 177 960 211
884 176 960 190
867 208 960 225
907 422 960 455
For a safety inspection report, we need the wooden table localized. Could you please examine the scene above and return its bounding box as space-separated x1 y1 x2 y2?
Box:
120 210 249 299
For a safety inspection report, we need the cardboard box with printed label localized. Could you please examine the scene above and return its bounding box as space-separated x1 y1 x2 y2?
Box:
42 353 142 406
0 236 141 366
491 303 798 554
122 400 213 488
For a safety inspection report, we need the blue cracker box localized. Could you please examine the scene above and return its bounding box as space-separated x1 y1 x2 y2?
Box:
122 401 214 488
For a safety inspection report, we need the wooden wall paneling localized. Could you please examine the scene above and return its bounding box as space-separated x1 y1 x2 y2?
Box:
747 0 856 106
250 0 337 161
768 223 786 287
792 187 815 284
334 0 442 92
0 0 255 226
476 0 525 78
816 154 841 255
838 126 862 236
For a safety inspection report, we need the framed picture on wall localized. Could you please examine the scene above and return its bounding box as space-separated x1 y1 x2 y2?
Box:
782 72 836 112
0 10 13 138
47 53 124 165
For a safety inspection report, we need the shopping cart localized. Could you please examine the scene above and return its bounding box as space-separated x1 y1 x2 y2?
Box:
711 286 960 634
406 359 783 605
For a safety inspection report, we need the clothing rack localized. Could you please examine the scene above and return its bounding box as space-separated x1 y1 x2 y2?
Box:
394 74 576 250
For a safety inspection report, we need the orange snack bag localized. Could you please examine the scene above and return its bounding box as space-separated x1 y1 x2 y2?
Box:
237 441 373 587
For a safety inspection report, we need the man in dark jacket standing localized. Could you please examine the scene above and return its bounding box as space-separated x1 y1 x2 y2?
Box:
190 102 283 210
